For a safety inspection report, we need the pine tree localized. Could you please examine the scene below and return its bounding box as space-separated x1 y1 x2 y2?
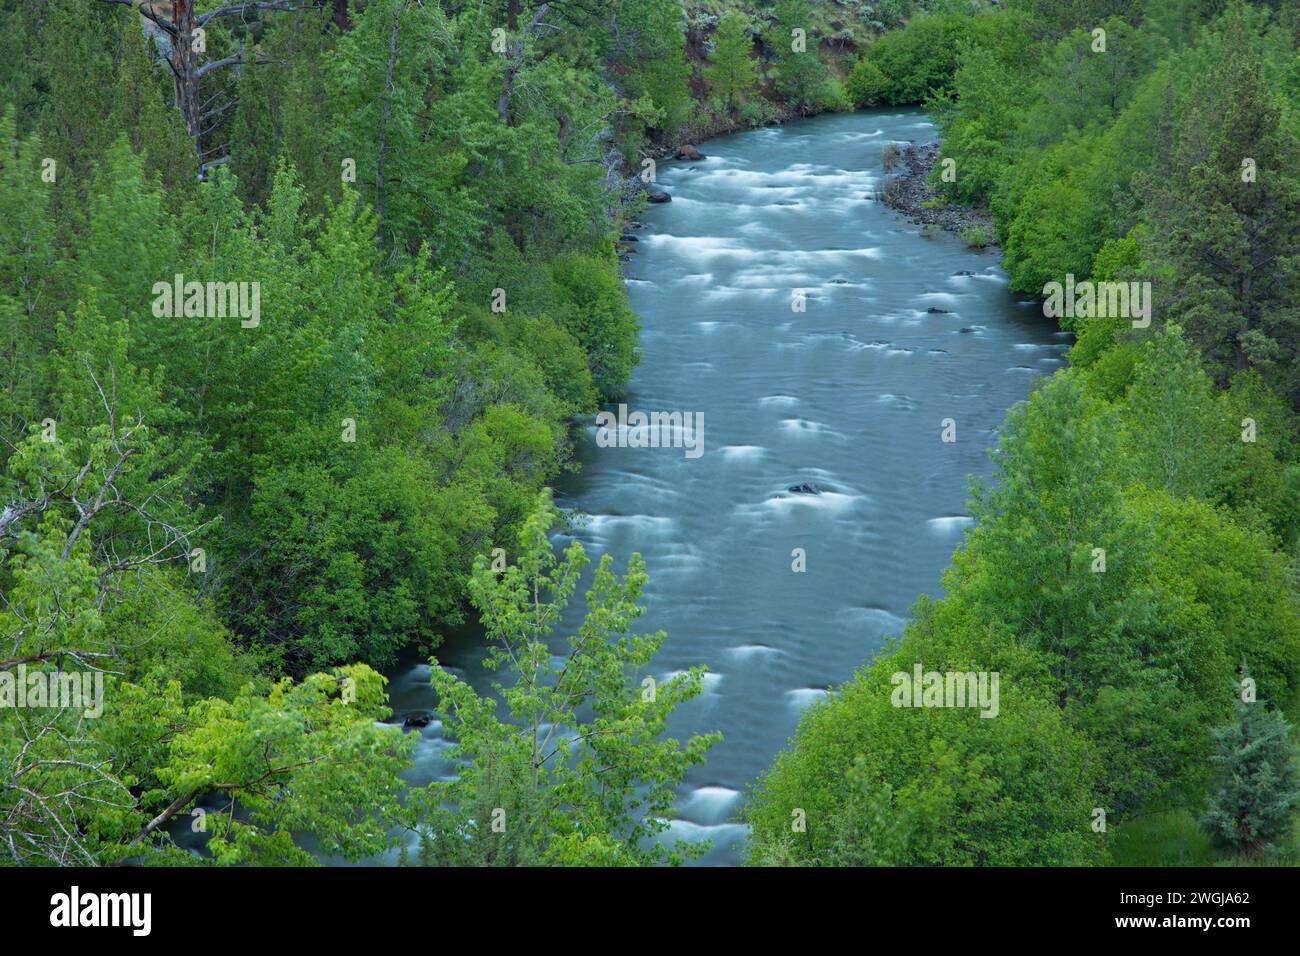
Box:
705 11 756 113
1202 670 1300 857
36 0 117 224
762 0 829 113
230 59 277 208
0 109 57 443
636 0 694 133
109 14 195 201
1144 11 1300 400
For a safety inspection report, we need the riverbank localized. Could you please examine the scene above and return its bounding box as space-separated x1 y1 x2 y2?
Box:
880 142 996 246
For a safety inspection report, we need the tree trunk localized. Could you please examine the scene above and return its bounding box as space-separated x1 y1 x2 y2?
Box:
1236 264 1253 371
168 1 200 146
332 0 351 32
374 9 401 250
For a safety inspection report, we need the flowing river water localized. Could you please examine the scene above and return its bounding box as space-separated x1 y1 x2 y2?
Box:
377 108 1066 866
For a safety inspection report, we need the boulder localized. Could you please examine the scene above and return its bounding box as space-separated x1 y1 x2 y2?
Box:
676 144 705 161
646 191 672 204
402 713 433 729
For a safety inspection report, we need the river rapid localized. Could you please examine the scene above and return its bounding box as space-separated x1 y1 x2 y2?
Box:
380 108 1066 866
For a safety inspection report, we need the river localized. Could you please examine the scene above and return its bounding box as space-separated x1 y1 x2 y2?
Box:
381 108 1066 866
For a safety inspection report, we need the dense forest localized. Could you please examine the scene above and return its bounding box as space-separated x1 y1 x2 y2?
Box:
1 0 1297 868
748 0 1300 866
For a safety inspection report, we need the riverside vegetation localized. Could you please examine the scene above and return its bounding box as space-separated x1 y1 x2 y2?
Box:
0 0 1297 867
748 0 1300 867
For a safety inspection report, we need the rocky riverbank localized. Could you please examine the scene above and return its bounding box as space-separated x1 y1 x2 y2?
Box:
881 142 996 246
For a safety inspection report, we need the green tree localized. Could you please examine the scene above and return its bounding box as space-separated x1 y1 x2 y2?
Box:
0 353 411 865
705 12 757 113
745 604 1105 866
549 254 639 399
406 492 719 865
859 11 967 106
330 0 483 259
1143 10 1300 398
230 59 278 209
36 0 118 221
109 14 194 201
1201 672 1300 858
1122 325 1234 502
634 0 694 133
0 110 58 446
763 0 831 112
846 56 887 107
963 373 1148 697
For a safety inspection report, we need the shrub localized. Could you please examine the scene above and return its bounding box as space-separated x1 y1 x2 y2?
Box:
847 57 888 106
961 223 994 248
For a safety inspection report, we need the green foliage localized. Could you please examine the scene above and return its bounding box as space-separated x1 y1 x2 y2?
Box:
1140 9 1300 399
705 11 758 112
109 15 195 199
0 110 59 440
960 223 993 248
846 56 888 106
406 492 718 865
636 0 696 133
6 0 1299 872
746 600 1105 866
549 254 640 400
860 11 1002 106
936 0 1300 403
1121 325 1235 501
1202 679 1300 858
0 353 409 864
142 664 413 866
762 0 834 112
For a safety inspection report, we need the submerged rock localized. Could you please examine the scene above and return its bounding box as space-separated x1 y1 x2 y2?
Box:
402 713 433 729
788 482 821 495
926 306 951 314
647 191 672 204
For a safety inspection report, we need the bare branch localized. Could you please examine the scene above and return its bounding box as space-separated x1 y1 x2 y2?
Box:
195 2 302 27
